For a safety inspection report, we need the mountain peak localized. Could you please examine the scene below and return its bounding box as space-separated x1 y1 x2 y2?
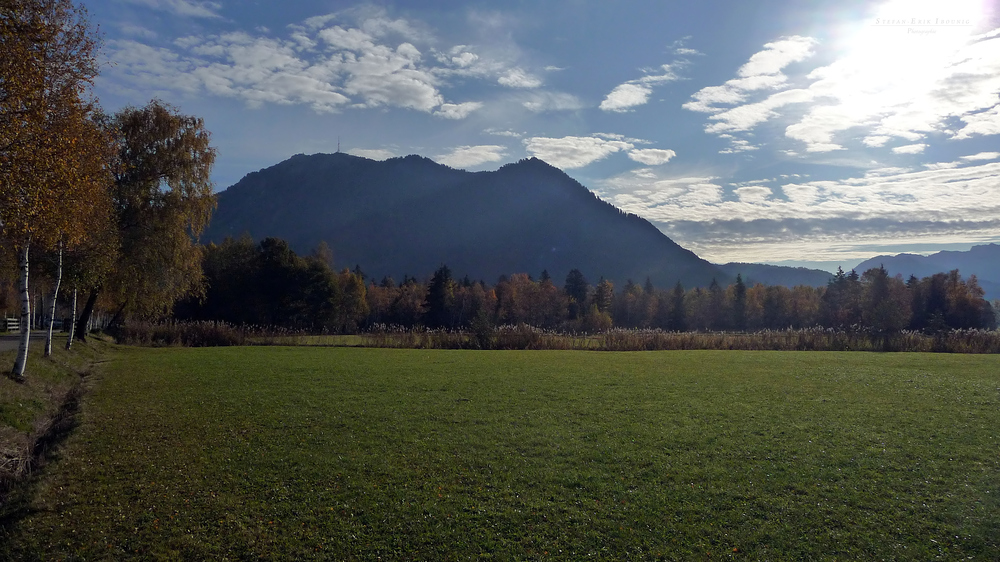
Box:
206 153 727 287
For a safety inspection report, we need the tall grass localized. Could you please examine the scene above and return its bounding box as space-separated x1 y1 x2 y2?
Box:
112 320 1000 352
110 320 310 347
362 324 1000 353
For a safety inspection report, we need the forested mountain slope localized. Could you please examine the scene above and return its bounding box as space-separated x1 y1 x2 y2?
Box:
206 153 728 288
854 244 1000 300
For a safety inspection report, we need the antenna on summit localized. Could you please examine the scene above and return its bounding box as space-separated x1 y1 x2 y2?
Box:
337 136 341 153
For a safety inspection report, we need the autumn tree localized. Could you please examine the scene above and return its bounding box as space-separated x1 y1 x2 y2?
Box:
1 0 109 379
76 100 216 336
860 266 911 349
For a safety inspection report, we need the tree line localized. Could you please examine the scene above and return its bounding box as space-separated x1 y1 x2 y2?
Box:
2 0 215 380
178 236 997 335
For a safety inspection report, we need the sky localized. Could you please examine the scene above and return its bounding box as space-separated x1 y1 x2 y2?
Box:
87 0 1000 272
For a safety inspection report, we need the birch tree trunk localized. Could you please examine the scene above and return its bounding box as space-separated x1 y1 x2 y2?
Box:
11 242 31 381
45 240 64 356
66 287 77 350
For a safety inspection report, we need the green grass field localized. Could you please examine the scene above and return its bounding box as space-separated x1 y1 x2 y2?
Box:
3 347 999 560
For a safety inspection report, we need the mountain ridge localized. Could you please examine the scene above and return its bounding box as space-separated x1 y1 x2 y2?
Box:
206 153 836 290
853 244 1000 300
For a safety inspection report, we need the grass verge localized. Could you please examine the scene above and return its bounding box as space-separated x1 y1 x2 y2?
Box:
0 335 111 516
2 348 999 559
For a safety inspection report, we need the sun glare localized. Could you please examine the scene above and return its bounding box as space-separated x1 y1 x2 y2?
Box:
813 0 993 139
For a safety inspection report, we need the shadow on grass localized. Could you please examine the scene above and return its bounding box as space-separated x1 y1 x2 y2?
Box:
0 373 86 534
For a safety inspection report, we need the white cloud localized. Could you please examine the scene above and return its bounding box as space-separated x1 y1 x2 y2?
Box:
498 68 542 88
451 52 478 67
600 63 683 113
734 185 773 203
891 143 927 154
118 23 158 39
737 36 817 77
628 148 676 165
952 105 1000 140
684 36 816 117
523 135 634 169
684 17 1000 154
435 145 506 168
520 91 585 112
600 83 652 112
123 0 221 18
961 152 1000 161
102 11 536 119
348 148 396 160
600 159 1000 236
719 139 759 154
597 157 1000 263
485 128 522 137
862 135 891 147
434 101 483 119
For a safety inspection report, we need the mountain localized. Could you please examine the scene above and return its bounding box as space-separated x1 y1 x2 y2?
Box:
853 244 1000 300
205 153 728 289
715 263 833 288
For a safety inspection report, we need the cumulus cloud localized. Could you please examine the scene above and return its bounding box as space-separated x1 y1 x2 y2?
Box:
600 83 652 112
737 36 817 77
600 63 684 112
523 135 634 169
101 10 548 119
628 148 676 165
435 145 507 168
684 36 816 115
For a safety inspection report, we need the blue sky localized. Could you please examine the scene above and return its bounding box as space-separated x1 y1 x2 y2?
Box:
89 0 1000 271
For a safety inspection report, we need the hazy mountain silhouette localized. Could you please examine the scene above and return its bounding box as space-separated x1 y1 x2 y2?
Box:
206 152 844 290
715 263 832 288
206 153 733 288
853 244 1000 300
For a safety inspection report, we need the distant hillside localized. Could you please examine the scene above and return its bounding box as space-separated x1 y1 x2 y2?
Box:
853 244 1000 300
205 153 728 289
715 263 832 288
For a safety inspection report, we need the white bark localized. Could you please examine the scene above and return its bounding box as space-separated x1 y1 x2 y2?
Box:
66 287 77 350
11 243 30 381
45 240 63 356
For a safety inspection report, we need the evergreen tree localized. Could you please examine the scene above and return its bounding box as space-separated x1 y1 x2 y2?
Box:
669 281 686 331
594 277 614 313
732 274 747 331
425 264 455 328
564 268 588 319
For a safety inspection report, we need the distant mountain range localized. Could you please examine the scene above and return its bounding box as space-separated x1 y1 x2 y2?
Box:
204 153 834 290
854 244 1000 301
715 263 832 288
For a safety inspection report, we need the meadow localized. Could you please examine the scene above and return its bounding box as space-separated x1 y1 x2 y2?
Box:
2 346 999 560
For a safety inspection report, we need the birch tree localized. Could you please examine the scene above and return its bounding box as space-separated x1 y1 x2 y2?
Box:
1 0 103 380
75 100 216 335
